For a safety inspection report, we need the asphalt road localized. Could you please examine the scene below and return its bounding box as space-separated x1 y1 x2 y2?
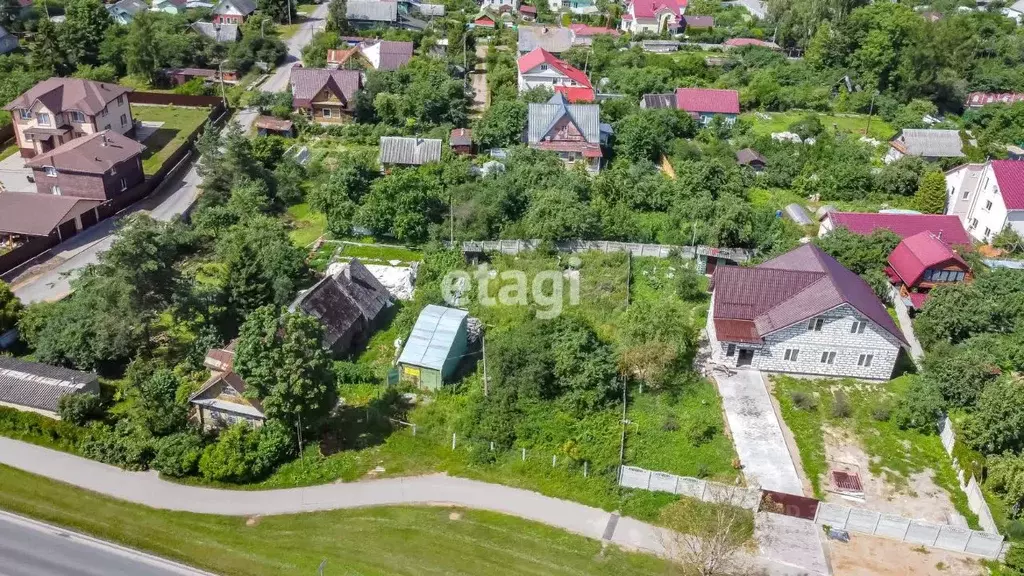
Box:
0 511 211 576
261 2 329 93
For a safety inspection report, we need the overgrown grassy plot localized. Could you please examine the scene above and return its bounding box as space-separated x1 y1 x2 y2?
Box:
772 376 976 525
132 105 213 175
0 464 671 576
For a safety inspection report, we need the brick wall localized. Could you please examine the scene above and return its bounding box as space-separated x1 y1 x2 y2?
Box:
707 295 901 380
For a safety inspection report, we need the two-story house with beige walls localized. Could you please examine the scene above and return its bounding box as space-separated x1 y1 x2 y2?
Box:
706 244 907 381
4 78 134 158
945 160 1024 243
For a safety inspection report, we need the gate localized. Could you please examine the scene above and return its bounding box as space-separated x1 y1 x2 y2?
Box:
760 489 819 520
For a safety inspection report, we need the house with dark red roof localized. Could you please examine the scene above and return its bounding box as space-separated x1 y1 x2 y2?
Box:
620 0 686 34
885 232 971 310
946 159 1024 243
707 244 906 380
289 68 362 123
517 47 595 103
641 87 740 126
569 23 619 46
818 212 972 246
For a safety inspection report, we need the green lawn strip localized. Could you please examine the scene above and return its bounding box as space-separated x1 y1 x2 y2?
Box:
285 202 327 248
0 142 19 162
772 376 979 527
0 464 669 576
336 242 424 264
741 110 896 141
132 105 212 175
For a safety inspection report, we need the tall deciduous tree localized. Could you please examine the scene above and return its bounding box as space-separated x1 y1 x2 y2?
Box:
327 0 352 33
62 0 112 68
473 100 527 149
216 216 308 318
0 281 22 333
914 170 947 214
965 378 1024 455
125 12 160 80
234 306 337 435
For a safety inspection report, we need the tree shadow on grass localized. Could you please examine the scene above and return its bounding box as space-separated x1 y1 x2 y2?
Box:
139 128 181 166
318 388 411 456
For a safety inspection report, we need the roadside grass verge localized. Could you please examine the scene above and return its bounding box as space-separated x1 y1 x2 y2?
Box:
0 142 19 162
772 375 977 526
132 105 212 175
0 464 670 576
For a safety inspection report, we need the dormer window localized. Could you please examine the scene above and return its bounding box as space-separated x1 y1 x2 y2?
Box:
18 109 31 120
37 113 51 126
68 110 85 123
44 166 58 177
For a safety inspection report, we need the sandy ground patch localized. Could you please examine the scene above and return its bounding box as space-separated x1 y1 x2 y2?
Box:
822 425 961 524
828 532 986 576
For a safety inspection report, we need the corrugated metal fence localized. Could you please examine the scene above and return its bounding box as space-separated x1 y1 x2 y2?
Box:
814 502 1006 558
454 240 756 263
618 465 761 510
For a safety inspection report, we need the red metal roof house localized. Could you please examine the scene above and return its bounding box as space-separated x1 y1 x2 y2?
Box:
641 87 740 126
886 231 971 310
517 47 595 103
706 244 906 380
818 212 972 246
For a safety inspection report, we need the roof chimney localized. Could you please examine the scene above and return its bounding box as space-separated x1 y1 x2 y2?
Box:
101 134 108 147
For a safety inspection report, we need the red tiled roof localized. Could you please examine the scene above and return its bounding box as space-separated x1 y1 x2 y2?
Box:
630 0 686 18
674 87 739 115
474 16 496 26
826 212 972 245
888 231 968 288
519 4 536 12
991 160 1024 210
517 48 592 89
724 38 779 49
554 85 595 103
712 244 906 346
569 23 620 36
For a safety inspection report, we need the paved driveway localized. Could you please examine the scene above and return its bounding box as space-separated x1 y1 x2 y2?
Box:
713 368 804 495
0 151 35 193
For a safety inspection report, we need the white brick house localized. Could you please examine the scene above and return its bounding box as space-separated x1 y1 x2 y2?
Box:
706 244 906 381
945 160 1024 243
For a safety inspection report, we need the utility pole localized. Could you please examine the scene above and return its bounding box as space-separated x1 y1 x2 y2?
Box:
618 377 627 466
296 412 304 454
217 61 227 104
288 0 292 26
866 91 877 138
449 190 454 245
482 331 488 396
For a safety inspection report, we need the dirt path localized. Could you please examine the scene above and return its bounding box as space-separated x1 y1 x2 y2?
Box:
470 43 489 116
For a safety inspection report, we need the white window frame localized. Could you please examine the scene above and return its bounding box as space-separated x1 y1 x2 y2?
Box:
807 317 824 331
850 320 866 334
68 110 86 123
36 112 51 126
50 185 62 195
784 348 799 362
321 108 332 118
725 343 735 357
120 177 127 191
18 109 32 120
857 354 873 367
120 114 128 127
985 227 991 237
116 95 124 106
820 351 836 364
43 166 58 177
984 200 993 211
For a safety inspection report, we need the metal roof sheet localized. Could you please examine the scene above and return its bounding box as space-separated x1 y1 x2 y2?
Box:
379 136 442 165
0 356 99 412
397 305 468 371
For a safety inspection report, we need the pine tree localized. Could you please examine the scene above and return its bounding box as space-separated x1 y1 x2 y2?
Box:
31 18 68 76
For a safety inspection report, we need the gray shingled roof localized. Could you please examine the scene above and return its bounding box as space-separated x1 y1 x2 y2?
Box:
379 136 443 165
191 21 240 42
347 0 398 22
213 0 256 14
397 305 468 371
0 356 99 413
527 92 600 144
518 26 574 53
892 129 965 158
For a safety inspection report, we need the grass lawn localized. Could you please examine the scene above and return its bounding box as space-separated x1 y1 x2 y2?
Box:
0 142 19 162
0 464 670 576
275 15 307 39
742 110 897 142
336 242 424 265
286 202 327 247
132 105 213 175
772 375 977 526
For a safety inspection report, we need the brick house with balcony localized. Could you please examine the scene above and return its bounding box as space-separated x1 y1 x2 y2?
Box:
289 68 362 123
24 131 146 200
525 92 610 173
4 78 135 159
706 244 907 381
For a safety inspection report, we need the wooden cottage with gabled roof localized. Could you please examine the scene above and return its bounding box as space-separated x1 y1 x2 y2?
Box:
289 68 362 123
289 258 393 356
189 341 267 430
